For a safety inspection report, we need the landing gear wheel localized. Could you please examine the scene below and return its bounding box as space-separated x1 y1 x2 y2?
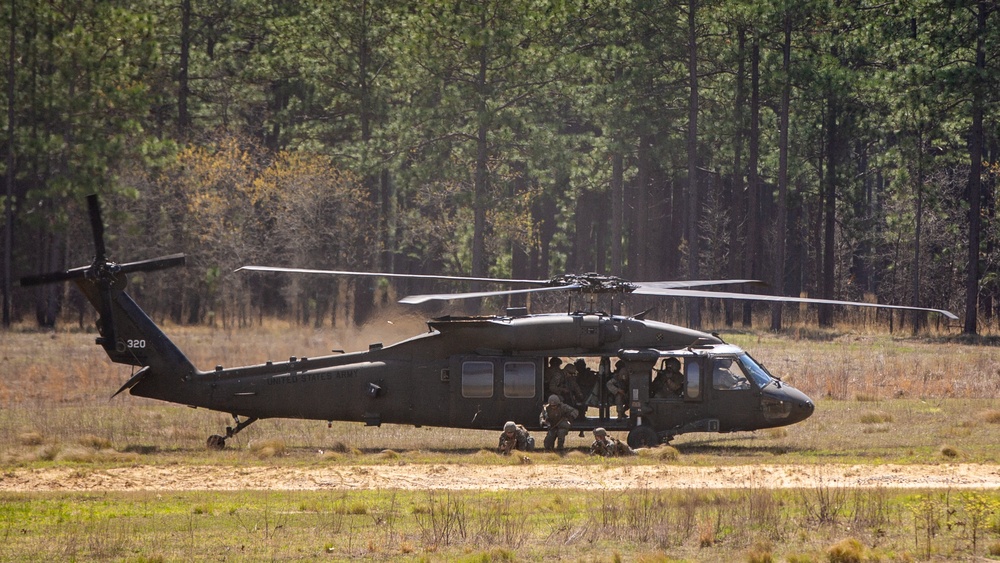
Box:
207 415 259 451
627 425 660 448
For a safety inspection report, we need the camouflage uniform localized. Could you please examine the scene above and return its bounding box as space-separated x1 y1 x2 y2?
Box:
589 428 635 457
606 362 630 417
574 359 600 407
651 358 684 398
497 421 534 455
563 363 585 405
545 358 568 398
539 395 579 450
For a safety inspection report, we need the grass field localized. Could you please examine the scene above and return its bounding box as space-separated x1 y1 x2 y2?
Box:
2 321 1000 561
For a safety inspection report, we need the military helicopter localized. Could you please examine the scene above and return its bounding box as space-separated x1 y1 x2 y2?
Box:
21 195 958 449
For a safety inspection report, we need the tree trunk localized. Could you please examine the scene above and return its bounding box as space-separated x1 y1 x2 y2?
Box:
686 0 701 329
963 0 988 335
178 0 191 134
636 135 650 280
743 37 761 327
911 130 926 334
3 0 15 327
727 28 746 328
770 15 791 332
469 26 489 314
820 89 838 328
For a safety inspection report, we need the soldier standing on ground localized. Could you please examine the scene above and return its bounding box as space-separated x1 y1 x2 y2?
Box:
539 394 579 451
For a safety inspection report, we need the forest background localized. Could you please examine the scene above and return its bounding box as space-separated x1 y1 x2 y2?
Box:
1 0 998 335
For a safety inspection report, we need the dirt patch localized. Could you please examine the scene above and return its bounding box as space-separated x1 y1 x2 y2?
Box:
2 463 999 492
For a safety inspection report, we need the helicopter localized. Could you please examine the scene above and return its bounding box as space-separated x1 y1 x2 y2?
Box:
20 195 959 449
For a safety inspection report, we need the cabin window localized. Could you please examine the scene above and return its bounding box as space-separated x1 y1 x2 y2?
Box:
461 361 494 398
685 362 701 399
503 362 536 398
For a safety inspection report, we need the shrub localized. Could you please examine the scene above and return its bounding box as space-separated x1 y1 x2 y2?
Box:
637 445 679 461
826 538 865 563
747 541 774 563
55 446 97 462
327 440 350 453
79 434 113 449
939 444 959 458
34 444 61 461
249 439 286 458
17 431 44 446
980 409 1000 424
859 412 893 424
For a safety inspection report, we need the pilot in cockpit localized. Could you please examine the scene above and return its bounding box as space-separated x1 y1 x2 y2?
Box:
713 358 749 390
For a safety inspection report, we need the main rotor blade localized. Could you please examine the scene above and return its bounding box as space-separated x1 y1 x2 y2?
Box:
87 194 107 262
639 287 959 320
399 284 582 304
118 253 186 274
635 279 763 290
237 265 547 286
19 265 91 287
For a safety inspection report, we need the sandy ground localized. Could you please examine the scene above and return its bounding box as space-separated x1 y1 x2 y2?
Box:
2 463 1000 492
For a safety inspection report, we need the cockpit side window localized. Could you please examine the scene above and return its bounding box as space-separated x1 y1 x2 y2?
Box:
712 357 751 391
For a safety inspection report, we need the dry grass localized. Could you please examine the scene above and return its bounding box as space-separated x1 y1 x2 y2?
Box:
1 323 1000 464
4 317 999 562
981 409 1000 424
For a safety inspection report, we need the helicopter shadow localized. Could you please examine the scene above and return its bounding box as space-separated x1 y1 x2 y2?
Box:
671 434 803 457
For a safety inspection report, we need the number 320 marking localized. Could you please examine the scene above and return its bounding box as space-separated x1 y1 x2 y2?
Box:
127 339 146 349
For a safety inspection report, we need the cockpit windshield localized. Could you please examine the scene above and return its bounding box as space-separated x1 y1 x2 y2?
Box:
736 353 774 388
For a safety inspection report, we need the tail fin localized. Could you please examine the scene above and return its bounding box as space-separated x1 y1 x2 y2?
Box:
19 194 195 393
74 276 196 377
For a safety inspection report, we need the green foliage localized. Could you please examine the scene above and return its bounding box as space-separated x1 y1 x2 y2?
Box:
4 0 999 329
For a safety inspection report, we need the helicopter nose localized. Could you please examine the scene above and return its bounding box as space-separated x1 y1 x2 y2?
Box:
795 397 815 421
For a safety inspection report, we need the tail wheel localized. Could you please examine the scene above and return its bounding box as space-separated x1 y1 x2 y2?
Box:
627 425 660 448
206 435 227 450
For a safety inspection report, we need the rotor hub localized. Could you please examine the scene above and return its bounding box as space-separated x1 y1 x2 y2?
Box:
548 273 638 294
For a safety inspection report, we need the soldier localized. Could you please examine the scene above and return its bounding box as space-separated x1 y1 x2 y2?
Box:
497 420 534 455
606 360 630 418
573 358 599 405
545 357 568 398
713 357 748 390
651 357 684 398
539 394 579 451
589 427 635 457
563 362 585 406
